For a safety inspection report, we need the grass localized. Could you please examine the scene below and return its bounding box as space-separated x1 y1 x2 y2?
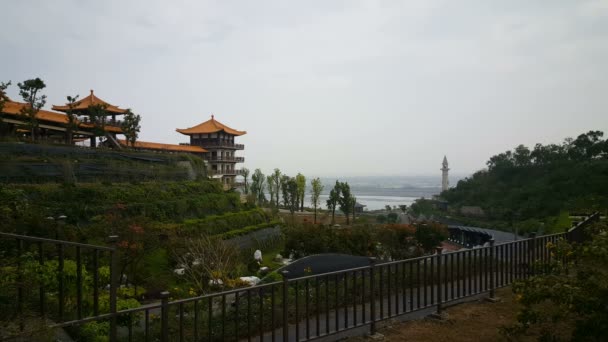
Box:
348 287 523 342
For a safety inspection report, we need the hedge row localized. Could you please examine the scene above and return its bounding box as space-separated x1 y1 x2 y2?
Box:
182 208 269 235
0 181 240 223
219 220 282 239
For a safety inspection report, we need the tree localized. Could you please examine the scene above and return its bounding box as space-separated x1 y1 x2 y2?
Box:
87 104 108 147
310 177 324 224
414 222 448 253
399 205 407 214
280 175 290 208
241 168 250 194
296 173 306 212
286 177 299 217
17 78 46 141
338 182 355 225
266 175 276 207
0 81 11 134
513 144 531 167
385 205 392 212
64 95 79 145
250 169 266 205
269 169 281 206
387 212 399 224
505 221 608 341
121 109 141 147
326 181 341 225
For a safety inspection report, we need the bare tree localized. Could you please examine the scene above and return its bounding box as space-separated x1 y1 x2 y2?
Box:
175 236 239 294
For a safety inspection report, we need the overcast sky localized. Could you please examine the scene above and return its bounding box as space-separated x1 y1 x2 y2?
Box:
2 0 607 178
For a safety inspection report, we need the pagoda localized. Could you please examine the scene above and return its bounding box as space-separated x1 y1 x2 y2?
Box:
176 115 246 186
52 90 127 147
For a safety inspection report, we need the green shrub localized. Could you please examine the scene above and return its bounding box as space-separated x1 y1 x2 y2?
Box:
182 209 269 235
219 220 281 239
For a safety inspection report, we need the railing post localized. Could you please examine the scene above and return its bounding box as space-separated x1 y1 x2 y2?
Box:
160 291 170 342
369 257 377 336
431 247 446 319
486 239 499 302
108 235 119 342
436 247 443 315
281 271 290 342
529 233 537 276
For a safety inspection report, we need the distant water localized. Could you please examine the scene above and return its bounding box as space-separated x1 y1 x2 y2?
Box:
271 175 465 211
302 194 418 211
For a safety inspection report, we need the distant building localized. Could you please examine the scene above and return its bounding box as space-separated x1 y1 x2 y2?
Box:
354 202 366 213
176 115 246 186
441 156 449 192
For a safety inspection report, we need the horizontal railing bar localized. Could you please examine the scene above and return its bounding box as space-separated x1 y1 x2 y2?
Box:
169 281 282 305
0 232 115 251
51 313 113 328
289 265 373 281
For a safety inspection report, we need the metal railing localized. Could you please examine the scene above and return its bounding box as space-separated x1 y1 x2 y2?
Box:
199 141 245 150
0 232 120 340
208 156 245 163
1 212 600 341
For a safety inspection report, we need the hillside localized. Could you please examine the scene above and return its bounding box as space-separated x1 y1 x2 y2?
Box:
0 142 206 183
442 131 608 225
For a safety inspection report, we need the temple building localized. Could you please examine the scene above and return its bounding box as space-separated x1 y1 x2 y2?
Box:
176 115 246 186
52 90 127 147
0 96 122 143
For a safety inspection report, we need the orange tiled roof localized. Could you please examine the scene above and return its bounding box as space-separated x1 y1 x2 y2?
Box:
117 139 208 153
2 100 123 133
176 115 246 136
52 89 128 114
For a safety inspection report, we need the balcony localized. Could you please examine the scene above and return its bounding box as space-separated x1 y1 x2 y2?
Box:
209 169 245 176
208 156 245 163
199 141 245 150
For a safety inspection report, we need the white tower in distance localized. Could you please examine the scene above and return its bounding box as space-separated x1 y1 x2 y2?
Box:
441 156 450 192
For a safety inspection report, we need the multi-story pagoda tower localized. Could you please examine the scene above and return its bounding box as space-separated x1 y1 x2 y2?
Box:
441 156 449 192
176 115 246 186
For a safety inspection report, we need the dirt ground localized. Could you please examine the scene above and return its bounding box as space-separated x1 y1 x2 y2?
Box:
348 287 521 342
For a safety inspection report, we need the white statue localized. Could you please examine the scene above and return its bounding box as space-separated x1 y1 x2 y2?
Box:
254 250 262 262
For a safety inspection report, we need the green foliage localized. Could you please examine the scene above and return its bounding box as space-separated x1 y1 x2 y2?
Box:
444 131 608 221
0 80 11 132
387 212 399 224
182 208 269 235
17 78 46 141
283 223 376 259
376 214 387 223
250 169 266 205
326 181 341 224
120 109 142 146
0 181 239 235
310 177 324 224
219 220 281 239
241 167 250 195
410 198 436 216
285 177 299 215
295 173 306 212
504 221 608 341
376 224 419 260
337 181 355 225
414 222 448 252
